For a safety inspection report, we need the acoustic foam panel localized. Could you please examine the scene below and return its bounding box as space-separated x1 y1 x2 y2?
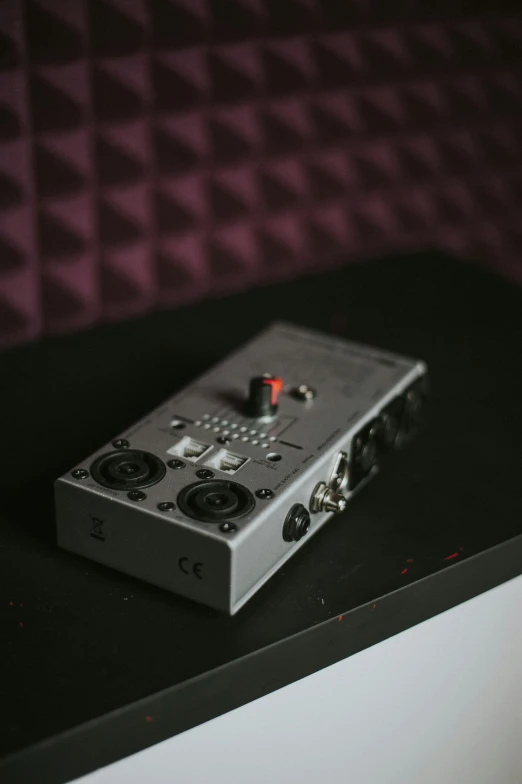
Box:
0 0 521 347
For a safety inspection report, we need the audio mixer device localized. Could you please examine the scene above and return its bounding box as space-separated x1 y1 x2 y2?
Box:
55 323 428 614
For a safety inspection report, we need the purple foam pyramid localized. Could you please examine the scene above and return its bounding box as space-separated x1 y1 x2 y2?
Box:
1 0 521 348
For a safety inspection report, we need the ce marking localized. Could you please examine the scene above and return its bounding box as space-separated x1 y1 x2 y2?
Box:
178 557 203 580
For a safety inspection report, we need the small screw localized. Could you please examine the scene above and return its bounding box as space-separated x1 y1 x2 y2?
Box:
113 438 130 448
167 459 186 470
196 469 214 479
294 384 316 401
217 436 230 445
256 488 274 500
220 522 237 533
158 501 175 511
128 490 146 501
72 468 89 480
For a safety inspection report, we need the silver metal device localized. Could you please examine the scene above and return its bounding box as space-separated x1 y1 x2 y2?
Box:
55 323 428 614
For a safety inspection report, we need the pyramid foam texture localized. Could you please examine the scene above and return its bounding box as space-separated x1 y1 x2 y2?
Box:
1 0 521 347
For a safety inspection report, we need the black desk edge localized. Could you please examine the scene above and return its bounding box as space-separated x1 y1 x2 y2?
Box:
3 532 521 784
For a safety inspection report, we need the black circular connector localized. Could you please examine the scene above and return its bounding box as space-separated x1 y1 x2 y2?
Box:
91 450 166 491
380 411 400 448
372 408 401 450
356 437 378 474
401 389 425 434
349 424 379 490
283 503 311 542
395 378 428 447
178 480 255 523
112 438 130 449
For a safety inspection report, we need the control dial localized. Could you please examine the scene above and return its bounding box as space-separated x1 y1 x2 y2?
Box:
245 375 283 419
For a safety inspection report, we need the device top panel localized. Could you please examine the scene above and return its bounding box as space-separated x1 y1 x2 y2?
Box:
167 322 422 456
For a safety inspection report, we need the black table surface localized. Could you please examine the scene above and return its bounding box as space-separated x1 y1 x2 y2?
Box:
1 253 522 784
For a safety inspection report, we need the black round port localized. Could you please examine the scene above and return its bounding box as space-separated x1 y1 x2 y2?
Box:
118 461 141 476
206 491 233 507
91 450 166 491
349 426 379 490
374 410 400 449
401 389 424 434
357 438 378 474
283 503 311 542
394 380 428 448
178 480 255 523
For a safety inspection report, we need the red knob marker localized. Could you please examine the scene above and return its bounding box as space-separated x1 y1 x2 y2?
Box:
262 376 283 407
245 375 283 418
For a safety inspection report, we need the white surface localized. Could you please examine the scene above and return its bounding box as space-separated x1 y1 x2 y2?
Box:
75 575 522 784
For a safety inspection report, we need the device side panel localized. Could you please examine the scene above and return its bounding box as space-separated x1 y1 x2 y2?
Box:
55 479 232 613
232 362 427 611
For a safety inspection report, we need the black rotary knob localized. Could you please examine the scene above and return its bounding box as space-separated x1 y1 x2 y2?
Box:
245 375 283 419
